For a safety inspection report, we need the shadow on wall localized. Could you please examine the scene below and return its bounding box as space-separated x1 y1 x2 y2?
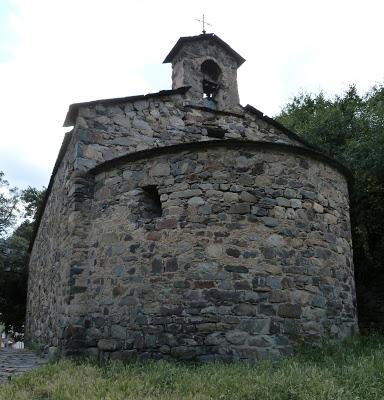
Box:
356 270 384 332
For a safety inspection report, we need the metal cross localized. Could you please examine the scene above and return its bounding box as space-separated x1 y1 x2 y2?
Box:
195 14 212 34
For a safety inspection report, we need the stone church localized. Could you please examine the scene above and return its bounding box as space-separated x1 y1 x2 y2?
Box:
26 33 358 361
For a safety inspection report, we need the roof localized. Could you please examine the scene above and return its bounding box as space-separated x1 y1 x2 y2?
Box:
243 104 323 152
28 130 73 252
163 33 246 67
63 87 190 127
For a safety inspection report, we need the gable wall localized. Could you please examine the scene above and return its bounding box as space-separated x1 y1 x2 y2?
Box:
72 92 308 175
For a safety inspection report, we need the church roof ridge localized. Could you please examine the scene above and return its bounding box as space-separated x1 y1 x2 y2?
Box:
63 86 190 127
163 33 246 66
244 104 322 152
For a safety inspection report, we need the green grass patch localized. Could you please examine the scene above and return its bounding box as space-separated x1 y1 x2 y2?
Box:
1 335 384 399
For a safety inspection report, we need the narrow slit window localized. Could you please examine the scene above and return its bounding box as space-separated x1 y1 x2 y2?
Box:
141 185 162 218
207 127 225 139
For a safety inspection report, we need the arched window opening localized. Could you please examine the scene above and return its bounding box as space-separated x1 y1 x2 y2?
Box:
201 60 221 100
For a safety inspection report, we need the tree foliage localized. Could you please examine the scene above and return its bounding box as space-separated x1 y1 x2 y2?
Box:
0 172 20 239
20 186 45 222
276 84 384 280
0 222 30 332
0 172 45 333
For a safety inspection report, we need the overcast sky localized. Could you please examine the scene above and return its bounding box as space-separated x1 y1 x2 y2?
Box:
1 0 383 190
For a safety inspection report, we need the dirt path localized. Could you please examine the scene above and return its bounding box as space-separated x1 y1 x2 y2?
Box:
0 348 47 384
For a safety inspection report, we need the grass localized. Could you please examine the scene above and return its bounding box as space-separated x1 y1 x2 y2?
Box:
1 335 384 399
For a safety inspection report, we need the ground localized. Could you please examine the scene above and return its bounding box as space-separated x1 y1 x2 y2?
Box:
0 348 47 384
0 335 384 399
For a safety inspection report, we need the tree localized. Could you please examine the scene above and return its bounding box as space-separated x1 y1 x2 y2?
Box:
276 84 384 285
0 172 20 239
0 222 30 333
20 186 45 222
0 171 46 334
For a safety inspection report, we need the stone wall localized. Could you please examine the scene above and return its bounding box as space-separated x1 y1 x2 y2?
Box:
65 143 357 361
72 92 308 174
26 133 76 346
26 132 95 350
27 89 358 359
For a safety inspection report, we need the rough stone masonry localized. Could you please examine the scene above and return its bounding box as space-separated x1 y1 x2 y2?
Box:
26 33 358 362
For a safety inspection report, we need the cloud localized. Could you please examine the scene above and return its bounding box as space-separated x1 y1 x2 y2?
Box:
1 0 383 189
